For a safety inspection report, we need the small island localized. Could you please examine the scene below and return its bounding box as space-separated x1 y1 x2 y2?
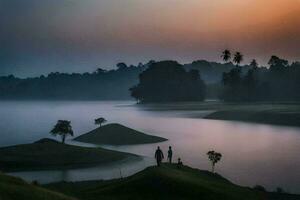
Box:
0 138 138 172
74 123 167 145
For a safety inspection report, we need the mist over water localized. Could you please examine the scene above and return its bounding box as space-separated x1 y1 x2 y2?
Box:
1 101 300 193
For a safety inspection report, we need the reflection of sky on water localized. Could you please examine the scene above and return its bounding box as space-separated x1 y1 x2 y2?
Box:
1 101 300 193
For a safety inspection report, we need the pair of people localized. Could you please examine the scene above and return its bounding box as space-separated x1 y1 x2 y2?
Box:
155 146 172 166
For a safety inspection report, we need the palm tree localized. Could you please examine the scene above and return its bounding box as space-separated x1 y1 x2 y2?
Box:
221 49 231 63
95 117 107 127
233 52 243 66
207 150 222 173
50 120 73 144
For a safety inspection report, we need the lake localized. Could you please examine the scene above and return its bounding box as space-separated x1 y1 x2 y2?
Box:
1 101 300 193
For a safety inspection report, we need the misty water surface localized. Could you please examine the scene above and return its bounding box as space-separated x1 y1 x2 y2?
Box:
1 101 300 193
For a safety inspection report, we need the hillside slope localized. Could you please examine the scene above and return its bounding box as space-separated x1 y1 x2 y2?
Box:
0 138 138 172
0 173 75 200
46 164 300 200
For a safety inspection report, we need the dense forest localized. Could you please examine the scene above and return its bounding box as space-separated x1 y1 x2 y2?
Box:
130 61 206 103
0 55 299 101
0 63 146 100
221 55 300 101
0 60 237 100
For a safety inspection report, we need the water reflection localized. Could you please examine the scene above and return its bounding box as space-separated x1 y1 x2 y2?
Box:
1 101 300 193
8 157 155 184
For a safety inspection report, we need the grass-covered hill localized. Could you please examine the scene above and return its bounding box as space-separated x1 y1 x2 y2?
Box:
0 173 74 200
74 123 167 145
0 138 138 172
45 164 300 200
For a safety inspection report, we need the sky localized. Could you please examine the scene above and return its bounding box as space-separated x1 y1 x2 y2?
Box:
1 0 300 77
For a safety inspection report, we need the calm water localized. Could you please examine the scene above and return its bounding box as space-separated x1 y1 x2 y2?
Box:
1 101 300 193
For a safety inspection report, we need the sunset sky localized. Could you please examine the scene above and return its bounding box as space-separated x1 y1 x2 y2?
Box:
1 0 300 76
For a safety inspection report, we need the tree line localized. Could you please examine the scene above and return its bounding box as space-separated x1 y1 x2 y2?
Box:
0 63 147 100
0 54 299 102
220 50 300 101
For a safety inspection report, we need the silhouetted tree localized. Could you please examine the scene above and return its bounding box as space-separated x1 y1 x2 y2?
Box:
207 150 222 173
233 52 243 66
250 59 258 69
116 62 128 70
130 61 206 103
268 55 288 71
221 50 231 63
50 120 73 144
96 68 106 74
95 117 107 127
221 68 242 101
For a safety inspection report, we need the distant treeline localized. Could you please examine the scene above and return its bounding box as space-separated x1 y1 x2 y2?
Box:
0 55 299 101
221 55 300 101
0 63 146 100
0 60 238 100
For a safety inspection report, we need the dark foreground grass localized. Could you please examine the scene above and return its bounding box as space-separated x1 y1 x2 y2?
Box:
45 164 300 200
0 173 75 200
0 138 138 172
74 123 167 145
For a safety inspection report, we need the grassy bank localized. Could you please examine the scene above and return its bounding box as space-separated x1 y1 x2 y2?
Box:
138 102 300 127
45 163 300 200
203 103 300 127
74 123 167 145
0 173 74 200
0 138 138 172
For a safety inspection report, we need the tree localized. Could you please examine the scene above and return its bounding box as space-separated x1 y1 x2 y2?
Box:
268 55 288 71
233 52 243 66
116 62 128 70
250 59 258 69
221 49 231 63
207 150 222 173
130 61 206 103
95 68 106 74
95 117 107 127
50 120 73 144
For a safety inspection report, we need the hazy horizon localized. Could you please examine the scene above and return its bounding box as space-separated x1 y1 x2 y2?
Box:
1 0 300 77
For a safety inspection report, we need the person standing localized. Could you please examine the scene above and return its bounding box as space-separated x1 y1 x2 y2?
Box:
155 146 164 166
167 146 173 163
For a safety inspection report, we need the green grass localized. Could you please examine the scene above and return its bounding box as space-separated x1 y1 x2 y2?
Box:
0 138 138 172
0 173 75 200
74 123 167 145
45 164 300 200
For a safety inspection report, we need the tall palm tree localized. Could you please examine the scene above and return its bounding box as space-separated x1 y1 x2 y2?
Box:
50 120 73 144
221 49 231 63
233 52 243 66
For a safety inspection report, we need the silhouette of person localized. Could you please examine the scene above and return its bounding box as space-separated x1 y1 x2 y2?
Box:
177 158 183 168
167 146 173 163
155 146 164 166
